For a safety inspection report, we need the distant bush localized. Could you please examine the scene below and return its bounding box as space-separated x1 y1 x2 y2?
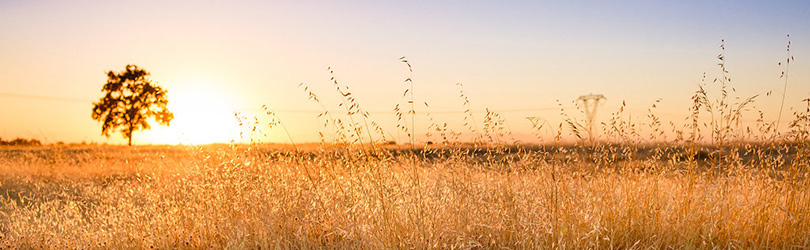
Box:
0 137 42 146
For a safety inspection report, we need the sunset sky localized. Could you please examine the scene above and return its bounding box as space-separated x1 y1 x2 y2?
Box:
1 0 809 145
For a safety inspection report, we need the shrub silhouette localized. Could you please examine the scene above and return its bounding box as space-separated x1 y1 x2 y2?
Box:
0 137 42 146
91 65 173 146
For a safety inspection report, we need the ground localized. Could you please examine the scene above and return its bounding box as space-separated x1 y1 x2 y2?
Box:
1 143 808 249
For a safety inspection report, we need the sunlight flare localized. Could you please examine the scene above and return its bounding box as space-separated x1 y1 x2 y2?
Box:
141 78 243 145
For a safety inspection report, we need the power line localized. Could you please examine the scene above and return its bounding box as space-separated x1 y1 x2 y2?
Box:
1 90 571 114
0 91 90 103
252 106 569 115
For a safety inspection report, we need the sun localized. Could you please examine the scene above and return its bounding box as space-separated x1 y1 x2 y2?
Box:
140 78 245 145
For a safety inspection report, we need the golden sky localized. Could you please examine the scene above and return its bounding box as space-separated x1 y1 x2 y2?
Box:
1 0 809 144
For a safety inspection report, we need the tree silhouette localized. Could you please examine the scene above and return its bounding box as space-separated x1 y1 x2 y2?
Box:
92 65 173 146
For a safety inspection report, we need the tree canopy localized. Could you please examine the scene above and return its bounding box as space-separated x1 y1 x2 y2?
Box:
92 65 173 145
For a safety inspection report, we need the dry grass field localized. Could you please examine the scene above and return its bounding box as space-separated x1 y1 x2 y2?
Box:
1 141 808 249
2 45 809 249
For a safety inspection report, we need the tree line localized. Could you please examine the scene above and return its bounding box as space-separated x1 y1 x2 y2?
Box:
0 137 42 146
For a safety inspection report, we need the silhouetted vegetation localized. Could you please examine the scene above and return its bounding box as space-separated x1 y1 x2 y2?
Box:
0 137 41 146
91 65 174 146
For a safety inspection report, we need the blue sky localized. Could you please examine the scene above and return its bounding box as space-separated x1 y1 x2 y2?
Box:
1 0 808 144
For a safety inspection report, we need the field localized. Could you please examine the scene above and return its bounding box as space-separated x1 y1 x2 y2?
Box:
1 142 809 249
2 45 809 249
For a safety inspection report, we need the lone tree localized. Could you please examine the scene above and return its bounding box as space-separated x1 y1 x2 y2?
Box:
92 65 173 146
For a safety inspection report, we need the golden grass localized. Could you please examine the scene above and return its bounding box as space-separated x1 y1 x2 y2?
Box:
2 39 808 249
1 144 808 249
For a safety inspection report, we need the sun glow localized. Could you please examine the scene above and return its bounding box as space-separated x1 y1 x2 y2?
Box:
140 78 244 145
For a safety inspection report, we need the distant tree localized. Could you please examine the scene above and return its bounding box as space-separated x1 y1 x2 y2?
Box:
92 65 173 146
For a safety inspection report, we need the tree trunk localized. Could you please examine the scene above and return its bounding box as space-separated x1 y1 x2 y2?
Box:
127 123 133 146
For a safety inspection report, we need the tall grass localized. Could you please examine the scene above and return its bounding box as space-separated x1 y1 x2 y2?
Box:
2 143 808 249
1 39 809 249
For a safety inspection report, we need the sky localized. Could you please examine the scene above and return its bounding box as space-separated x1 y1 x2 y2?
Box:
1 0 809 145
